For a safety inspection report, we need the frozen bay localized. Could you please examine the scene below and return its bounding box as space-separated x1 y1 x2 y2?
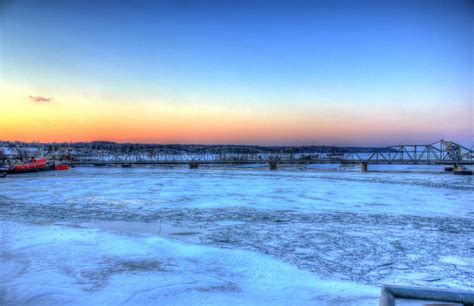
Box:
1 167 473 305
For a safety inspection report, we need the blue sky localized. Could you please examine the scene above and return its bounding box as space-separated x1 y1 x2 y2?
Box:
0 0 472 145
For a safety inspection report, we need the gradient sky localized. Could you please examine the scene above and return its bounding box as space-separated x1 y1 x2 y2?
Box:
0 0 472 146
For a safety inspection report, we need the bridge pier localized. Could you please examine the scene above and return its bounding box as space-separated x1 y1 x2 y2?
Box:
269 161 277 170
189 163 199 169
361 162 368 172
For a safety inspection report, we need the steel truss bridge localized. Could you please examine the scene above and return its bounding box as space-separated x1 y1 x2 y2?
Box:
63 140 473 168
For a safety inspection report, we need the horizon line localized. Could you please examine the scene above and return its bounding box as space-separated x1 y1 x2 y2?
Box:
1 138 468 148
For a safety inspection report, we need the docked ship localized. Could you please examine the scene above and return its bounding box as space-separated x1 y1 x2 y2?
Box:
5 157 69 174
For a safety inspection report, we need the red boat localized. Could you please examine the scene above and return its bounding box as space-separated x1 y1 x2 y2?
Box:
54 164 69 170
6 157 68 174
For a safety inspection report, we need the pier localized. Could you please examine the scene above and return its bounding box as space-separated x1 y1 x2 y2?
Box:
379 285 474 306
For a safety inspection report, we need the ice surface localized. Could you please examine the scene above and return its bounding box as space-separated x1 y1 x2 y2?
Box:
0 167 473 305
0 222 379 305
0 167 472 216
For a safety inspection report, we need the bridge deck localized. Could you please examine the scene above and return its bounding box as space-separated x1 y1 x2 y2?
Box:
72 159 474 165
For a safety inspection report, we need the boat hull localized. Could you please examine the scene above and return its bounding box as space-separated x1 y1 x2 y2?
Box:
6 164 55 174
54 164 69 171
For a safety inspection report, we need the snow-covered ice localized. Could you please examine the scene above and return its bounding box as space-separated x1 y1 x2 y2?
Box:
0 167 473 305
0 221 378 305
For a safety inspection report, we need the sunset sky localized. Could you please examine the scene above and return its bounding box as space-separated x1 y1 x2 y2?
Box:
0 0 472 146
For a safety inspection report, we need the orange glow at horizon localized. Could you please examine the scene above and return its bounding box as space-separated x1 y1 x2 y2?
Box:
0 85 470 146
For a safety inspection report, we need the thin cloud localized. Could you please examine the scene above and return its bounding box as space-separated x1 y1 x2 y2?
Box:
28 96 54 103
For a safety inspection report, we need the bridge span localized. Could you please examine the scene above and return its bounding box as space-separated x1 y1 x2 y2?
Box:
63 140 473 173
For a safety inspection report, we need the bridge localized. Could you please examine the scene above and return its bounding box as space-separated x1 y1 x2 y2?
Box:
62 140 473 172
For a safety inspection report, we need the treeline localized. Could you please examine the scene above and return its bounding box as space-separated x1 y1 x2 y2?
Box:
0 140 394 153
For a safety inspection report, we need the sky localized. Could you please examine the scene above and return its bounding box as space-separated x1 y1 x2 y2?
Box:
0 0 472 146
